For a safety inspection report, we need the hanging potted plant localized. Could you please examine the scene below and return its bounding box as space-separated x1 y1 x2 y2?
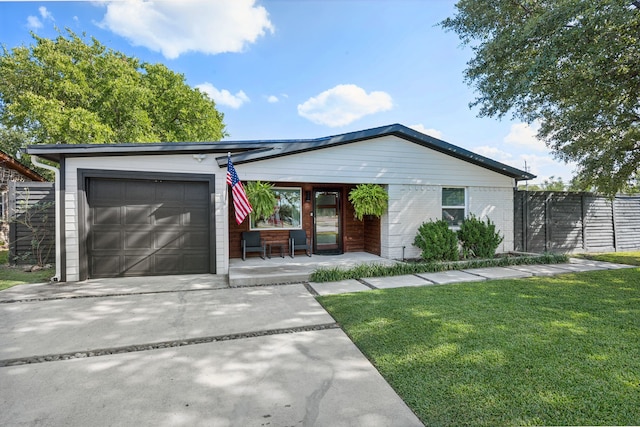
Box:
245 181 277 224
348 184 388 221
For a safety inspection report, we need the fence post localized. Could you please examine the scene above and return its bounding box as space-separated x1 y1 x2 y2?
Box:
544 192 552 252
581 193 587 252
612 198 618 252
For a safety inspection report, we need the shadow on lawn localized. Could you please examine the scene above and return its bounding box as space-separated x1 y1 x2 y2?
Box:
319 269 640 426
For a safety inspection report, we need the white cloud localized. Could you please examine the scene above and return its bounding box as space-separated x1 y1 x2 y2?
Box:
26 15 43 29
267 95 279 103
39 6 53 21
297 84 393 127
473 145 513 164
98 0 274 59
409 124 443 139
196 83 250 109
27 6 53 30
503 121 547 151
473 145 576 184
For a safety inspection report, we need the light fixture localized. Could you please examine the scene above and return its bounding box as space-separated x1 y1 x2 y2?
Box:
192 153 207 162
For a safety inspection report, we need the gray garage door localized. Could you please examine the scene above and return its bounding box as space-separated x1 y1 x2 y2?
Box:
87 177 210 278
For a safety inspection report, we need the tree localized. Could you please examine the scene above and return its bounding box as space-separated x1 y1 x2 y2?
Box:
518 175 567 191
0 29 226 159
442 0 640 196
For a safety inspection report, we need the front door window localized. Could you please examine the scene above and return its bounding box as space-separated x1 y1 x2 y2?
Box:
314 190 342 254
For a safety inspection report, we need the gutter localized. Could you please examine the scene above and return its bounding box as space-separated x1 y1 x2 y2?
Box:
30 155 61 282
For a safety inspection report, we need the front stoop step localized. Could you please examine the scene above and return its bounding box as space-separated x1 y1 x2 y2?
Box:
229 269 311 287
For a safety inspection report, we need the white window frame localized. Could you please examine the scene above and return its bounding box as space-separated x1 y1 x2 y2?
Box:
442 187 467 229
250 186 302 230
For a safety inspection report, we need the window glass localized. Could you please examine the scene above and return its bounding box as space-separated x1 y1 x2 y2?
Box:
442 187 466 227
251 187 302 230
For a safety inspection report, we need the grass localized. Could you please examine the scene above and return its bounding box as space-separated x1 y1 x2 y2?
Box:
310 252 568 282
318 268 640 426
577 251 640 266
0 250 55 291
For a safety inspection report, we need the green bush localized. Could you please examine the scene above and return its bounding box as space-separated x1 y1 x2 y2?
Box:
457 215 503 259
413 219 459 261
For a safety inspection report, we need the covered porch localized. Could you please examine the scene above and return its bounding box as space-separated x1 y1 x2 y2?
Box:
228 252 398 287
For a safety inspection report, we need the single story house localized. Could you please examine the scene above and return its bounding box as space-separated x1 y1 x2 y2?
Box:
26 123 535 282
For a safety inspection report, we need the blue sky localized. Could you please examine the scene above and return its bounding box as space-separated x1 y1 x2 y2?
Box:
0 0 576 184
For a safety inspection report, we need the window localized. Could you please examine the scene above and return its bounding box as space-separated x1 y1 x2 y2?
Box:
250 187 302 230
442 187 466 228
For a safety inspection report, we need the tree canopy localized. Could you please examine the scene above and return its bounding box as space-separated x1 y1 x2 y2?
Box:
442 0 640 195
0 29 226 159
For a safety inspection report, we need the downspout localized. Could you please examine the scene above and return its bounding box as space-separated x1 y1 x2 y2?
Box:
30 155 61 282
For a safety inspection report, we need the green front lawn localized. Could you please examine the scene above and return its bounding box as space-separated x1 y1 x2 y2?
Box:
318 269 640 426
578 251 640 266
0 250 55 291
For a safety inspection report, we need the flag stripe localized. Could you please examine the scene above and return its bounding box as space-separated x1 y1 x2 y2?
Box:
227 156 253 225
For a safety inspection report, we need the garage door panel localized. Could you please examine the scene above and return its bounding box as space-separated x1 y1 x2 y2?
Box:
123 255 152 275
154 255 181 274
185 182 209 201
92 230 121 250
125 181 155 203
187 208 209 225
93 206 121 225
155 231 182 249
154 207 183 225
92 180 125 202
125 231 153 250
91 255 122 277
156 182 185 202
87 177 212 278
183 253 209 272
125 206 152 225
182 231 208 249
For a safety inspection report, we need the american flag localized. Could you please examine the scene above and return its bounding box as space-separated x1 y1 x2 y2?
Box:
227 154 253 224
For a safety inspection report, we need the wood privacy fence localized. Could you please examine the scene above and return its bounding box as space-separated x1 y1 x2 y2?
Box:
514 190 640 253
8 181 55 265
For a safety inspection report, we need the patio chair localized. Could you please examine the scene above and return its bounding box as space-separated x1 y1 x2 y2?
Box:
289 230 312 258
241 231 266 260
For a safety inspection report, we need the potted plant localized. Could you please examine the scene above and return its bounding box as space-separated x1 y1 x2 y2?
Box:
348 184 388 220
245 181 277 224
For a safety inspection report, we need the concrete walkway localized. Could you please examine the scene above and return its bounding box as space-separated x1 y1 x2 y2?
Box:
308 257 635 295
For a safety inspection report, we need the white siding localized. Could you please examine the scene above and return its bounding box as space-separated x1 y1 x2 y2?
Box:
63 155 227 281
238 136 514 188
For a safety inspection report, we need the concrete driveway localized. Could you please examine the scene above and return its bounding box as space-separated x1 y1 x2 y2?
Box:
0 277 422 427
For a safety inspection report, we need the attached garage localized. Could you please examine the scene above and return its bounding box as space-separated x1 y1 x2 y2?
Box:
79 170 216 278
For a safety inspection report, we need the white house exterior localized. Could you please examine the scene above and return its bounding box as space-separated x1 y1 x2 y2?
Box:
27 124 534 282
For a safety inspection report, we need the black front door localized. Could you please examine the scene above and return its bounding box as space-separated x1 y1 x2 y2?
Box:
313 190 342 254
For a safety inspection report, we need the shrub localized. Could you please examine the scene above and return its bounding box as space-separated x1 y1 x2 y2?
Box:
413 219 459 262
457 215 504 259
348 184 388 220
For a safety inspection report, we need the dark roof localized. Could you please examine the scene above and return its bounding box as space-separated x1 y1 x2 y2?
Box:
0 150 46 182
25 124 535 180
217 124 535 180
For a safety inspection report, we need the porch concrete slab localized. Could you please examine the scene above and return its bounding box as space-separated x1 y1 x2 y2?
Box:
461 267 533 280
229 252 398 287
416 270 486 285
364 275 433 289
506 264 574 276
0 274 229 303
308 280 371 296
0 284 334 361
